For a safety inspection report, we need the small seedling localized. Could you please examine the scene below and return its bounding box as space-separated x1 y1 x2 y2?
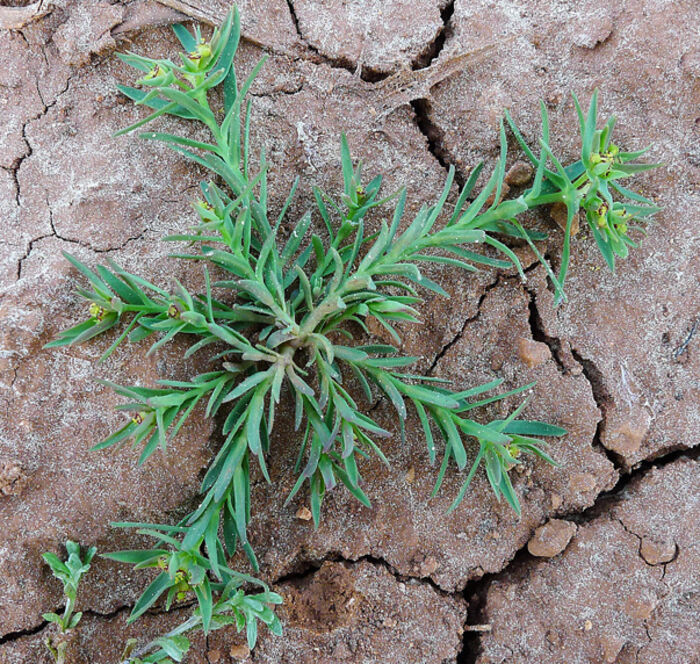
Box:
43 6 660 659
103 523 282 640
41 541 96 663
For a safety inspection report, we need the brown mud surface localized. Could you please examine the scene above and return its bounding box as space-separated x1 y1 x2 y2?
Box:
0 1 698 662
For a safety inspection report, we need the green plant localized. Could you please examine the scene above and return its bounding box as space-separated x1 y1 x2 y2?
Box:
104 523 282 646
110 537 282 663
505 92 660 301
42 541 96 663
43 6 659 659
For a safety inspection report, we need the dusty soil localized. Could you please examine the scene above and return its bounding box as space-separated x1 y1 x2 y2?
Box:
0 0 698 662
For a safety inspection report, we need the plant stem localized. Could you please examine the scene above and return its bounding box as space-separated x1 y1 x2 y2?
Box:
56 642 67 664
61 595 74 628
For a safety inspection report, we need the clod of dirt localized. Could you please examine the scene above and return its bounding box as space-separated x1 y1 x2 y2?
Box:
639 537 676 566
526 518 576 557
229 644 251 660
602 405 652 457
504 160 533 186
517 337 551 368
0 459 29 496
484 181 510 206
283 562 360 631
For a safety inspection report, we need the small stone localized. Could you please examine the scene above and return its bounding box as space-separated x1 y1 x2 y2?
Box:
383 617 397 627
640 537 676 565
603 408 651 456
517 337 551 368
208 650 222 663
296 506 312 521
550 202 580 236
230 644 251 660
527 519 577 557
505 160 533 186
405 466 415 483
583 619 593 631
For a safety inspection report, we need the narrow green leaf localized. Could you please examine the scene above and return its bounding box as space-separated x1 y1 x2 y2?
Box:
128 572 173 622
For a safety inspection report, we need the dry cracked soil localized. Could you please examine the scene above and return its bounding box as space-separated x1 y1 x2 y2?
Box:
0 0 698 663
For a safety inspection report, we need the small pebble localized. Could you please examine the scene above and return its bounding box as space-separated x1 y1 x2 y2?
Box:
230 644 251 660
517 337 551 368
640 537 677 565
505 160 534 186
527 519 577 557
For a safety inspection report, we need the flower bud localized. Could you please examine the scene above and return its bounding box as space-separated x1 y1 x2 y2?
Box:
167 303 181 319
188 40 213 68
89 302 106 321
131 411 147 425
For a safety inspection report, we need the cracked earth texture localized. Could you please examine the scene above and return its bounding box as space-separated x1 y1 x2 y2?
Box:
0 0 697 663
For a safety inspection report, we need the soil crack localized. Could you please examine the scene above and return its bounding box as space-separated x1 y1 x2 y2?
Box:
454 447 698 663
17 200 152 280
285 0 377 79
274 551 457 601
428 273 503 374
0 598 197 645
12 74 72 208
413 1 455 69
569 347 627 471
0 620 50 646
525 284 569 373
409 1 461 180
